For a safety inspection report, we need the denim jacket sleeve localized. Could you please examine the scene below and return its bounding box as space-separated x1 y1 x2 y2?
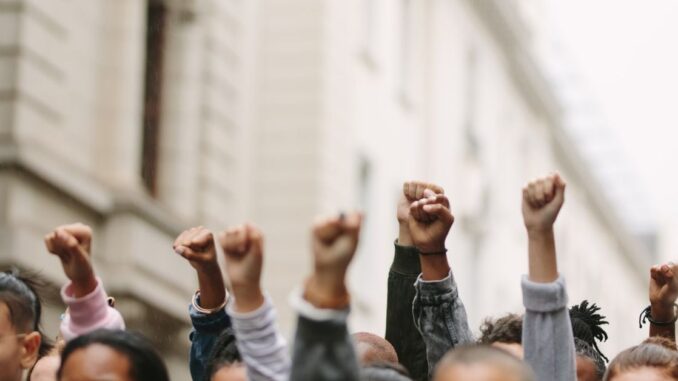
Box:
385 241 428 381
289 294 360 381
189 296 232 381
413 271 474 379
522 275 576 381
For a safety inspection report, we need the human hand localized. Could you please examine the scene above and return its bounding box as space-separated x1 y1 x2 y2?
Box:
305 212 362 309
397 182 444 246
219 224 265 313
174 226 219 273
407 192 454 254
522 173 566 235
44 223 96 297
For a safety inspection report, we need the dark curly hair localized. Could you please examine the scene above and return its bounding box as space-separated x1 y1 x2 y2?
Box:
478 313 523 345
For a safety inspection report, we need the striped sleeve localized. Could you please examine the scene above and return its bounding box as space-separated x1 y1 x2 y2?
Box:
227 295 291 381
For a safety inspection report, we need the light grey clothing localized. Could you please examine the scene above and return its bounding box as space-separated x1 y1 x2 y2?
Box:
412 271 475 378
227 296 291 381
522 275 576 381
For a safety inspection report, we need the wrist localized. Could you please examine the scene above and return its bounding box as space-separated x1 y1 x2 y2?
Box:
232 286 264 313
651 303 677 321
195 261 221 275
416 242 447 254
71 273 97 298
526 226 555 238
398 224 413 246
304 274 350 309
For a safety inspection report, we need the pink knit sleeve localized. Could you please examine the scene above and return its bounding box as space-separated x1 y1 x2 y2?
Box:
59 277 126 342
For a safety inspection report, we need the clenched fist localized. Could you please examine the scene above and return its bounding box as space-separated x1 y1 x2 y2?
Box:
408 191 454 253
522 173 566 233
650 263 678 310
44 223 96 297
174 226 219 272
305 212 362 309
219 224 265 313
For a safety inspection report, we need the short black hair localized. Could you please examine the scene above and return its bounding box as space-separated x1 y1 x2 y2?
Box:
478 313 523 345
569 300 609 362
205 327 242 380
58 329 169 381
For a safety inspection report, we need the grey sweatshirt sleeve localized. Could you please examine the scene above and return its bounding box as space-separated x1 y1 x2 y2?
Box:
521 275 576 381
227 296 291 381
413 271 474 378
289 294 361 381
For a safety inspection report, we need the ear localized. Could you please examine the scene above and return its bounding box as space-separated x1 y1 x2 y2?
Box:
20 331 41 369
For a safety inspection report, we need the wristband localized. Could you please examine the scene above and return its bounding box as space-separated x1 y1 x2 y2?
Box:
192 290 227 315
638 304 678 328
419 249 448 256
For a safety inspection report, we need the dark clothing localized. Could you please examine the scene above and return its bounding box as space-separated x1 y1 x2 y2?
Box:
290 312 361 381
385 242 429 381
188 298 232 381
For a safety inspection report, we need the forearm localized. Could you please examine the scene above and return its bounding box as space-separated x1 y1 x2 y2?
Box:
60 278 125 341
527 229 558 283
228 296 290 381
196 265 226 309
649 304 677 340
386 241 427 381
522 275 576 381
413 272 474 378
290 295 360 381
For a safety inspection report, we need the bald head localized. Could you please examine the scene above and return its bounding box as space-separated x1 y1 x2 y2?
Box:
353 332 399 366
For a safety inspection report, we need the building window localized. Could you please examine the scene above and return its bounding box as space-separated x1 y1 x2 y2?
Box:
141 0 168 195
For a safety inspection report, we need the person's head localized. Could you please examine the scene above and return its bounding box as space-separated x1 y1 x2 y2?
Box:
604 343 678 381
205 327 246 381
353 332 399 366
361 362 412 381
642 337 678 352
57 329 169 381
434 345 535 381
576 338 605 381
478 314 524 359
0 269 51 381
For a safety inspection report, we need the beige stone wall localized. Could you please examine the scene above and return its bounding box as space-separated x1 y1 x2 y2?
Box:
0 0 651 378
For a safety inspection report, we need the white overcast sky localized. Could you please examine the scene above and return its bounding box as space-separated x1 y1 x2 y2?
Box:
545 0 678 227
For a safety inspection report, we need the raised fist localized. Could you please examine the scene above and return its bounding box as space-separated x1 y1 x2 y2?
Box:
44 223 94 287
407 192 454 253
650 262 678 308
312 212 363 277
174 226 218 272
397 181 445 224
522 173 566 233
219 224 264 290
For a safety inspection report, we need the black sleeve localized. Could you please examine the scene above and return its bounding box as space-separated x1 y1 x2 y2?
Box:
385 241 428 381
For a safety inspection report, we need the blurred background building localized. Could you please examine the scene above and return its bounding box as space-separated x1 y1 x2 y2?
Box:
0 0 657 378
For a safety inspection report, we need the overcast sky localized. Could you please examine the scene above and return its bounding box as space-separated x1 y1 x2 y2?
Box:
545 0 678 228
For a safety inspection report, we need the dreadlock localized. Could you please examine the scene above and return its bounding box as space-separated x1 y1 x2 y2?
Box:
570 300 609 363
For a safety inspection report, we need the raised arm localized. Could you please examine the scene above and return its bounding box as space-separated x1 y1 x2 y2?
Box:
173 226 230 381
386 181 443 381
290 212 363 381
646 262 678 339
408 190 473 378
219 224 290 381
44 223 125 342
521 173 576 381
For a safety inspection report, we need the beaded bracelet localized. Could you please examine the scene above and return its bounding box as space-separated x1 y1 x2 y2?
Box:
638 304 678 328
